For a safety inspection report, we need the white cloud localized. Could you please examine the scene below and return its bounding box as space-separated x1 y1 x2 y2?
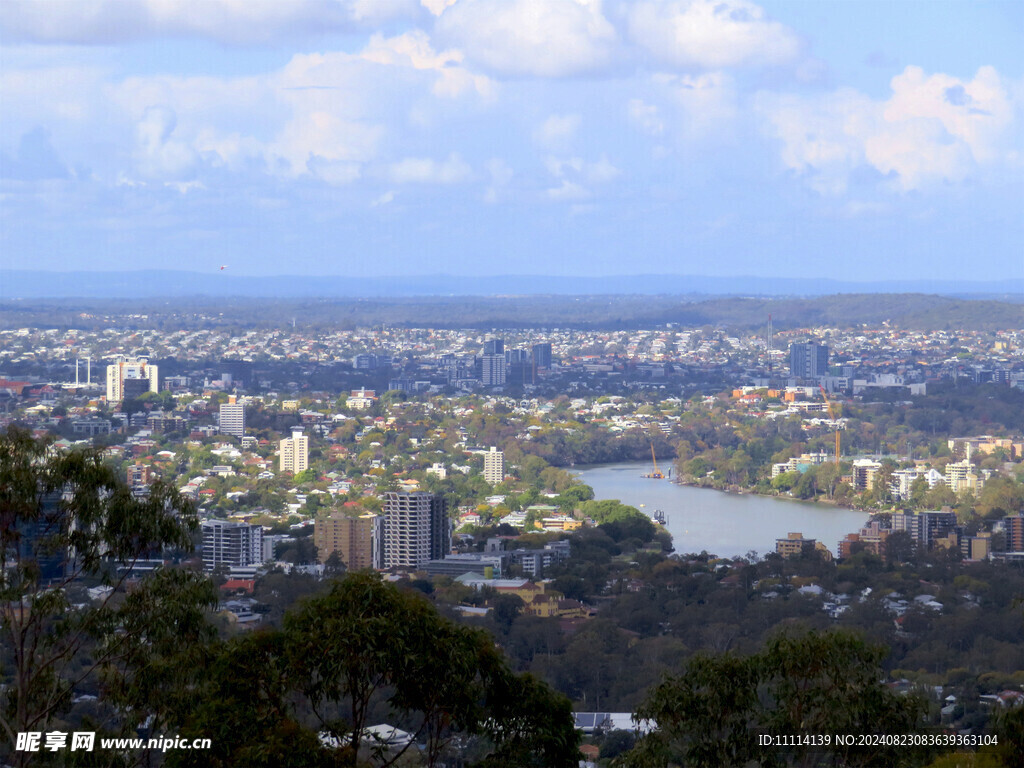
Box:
0 0 421 45
628 0 801 70
544 153 619 199
360 31 494 99
435 0 617 78
371 190 396 206
865 65 1015 189
535 114 582 149
483 158 513 203
135 105 196 178
668 71 737 138
627 99 664 136
547 180 588 200
758 66 1019 194
165 180 205 194
32 31 492 186
421 0 457 16
387 153 473 184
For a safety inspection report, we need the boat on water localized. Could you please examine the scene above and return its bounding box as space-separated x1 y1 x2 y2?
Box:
642 442 665 479
652 509 667 524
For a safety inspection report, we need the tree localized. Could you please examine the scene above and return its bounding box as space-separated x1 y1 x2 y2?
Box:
622 629 929 768
0 427 199 766
284 573 578 768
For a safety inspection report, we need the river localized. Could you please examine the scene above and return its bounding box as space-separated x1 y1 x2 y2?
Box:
573 462 869 559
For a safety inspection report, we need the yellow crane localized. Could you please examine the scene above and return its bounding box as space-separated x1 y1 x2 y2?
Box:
643 442 665 479
819 385 841 466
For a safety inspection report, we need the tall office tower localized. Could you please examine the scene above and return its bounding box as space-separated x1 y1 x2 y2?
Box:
532 342 553 369
383 491 449 569
218 396 245 438
483 338 504 356
480 354 507 386
483 446 505 485
314 512 382 570
201 519 264 572
106 356 159 402
279 428 309 474
789 343 830 379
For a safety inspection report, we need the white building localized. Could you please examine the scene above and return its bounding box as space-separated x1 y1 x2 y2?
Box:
483 447 505 485
106 356 159 402
347 388 376 410
218 399 245 438
280 428 309 474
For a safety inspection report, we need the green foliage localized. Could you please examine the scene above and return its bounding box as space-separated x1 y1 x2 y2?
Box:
623 629 929 767
579 499 647 526
283 572 579 767
0 427 199 754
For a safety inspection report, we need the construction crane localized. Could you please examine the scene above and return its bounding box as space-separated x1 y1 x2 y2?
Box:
643 442 665 479
819 385 841 466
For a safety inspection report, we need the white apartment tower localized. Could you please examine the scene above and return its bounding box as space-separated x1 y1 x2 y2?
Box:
218 397 245 438
106 356 159 402
483 447 505 485
280 428 309 474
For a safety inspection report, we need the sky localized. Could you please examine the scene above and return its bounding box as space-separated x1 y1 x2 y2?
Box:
1 0 1022 283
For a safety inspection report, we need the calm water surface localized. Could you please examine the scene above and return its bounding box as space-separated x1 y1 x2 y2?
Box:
574 462 869 559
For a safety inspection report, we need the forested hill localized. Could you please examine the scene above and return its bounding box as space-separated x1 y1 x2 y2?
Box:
1 293 1022 331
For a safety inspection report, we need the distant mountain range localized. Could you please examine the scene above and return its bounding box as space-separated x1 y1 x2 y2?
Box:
2 270 1023 300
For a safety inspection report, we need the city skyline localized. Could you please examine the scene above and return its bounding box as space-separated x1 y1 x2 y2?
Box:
1 1 1022 283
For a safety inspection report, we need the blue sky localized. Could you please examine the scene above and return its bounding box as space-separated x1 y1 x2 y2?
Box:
1 0 1021 282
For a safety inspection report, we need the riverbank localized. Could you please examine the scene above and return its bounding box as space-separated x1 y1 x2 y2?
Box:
671 476 868 512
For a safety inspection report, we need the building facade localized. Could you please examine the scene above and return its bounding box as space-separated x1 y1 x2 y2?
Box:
532 342 553 369
480 354 507 386
383 491 449 569
483 447 505 485
218 398 245 438
1004 513 1024 553
892 511 958 549
279 428 309 474
314 512 382 570
789 343 829 379
201 519 264 572
106 356 159 402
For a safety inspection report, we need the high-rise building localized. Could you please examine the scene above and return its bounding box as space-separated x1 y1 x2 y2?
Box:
106 356 159 402
789 343 829 379
383 491 449 569
279 428 309 474
480 354 507 386
483 447 505 485
483 338 504 356
532 343 552 369
892 511 958 549
1004 513 1024 553
201 519 264 572
314 512 382 570
218 397 245 438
